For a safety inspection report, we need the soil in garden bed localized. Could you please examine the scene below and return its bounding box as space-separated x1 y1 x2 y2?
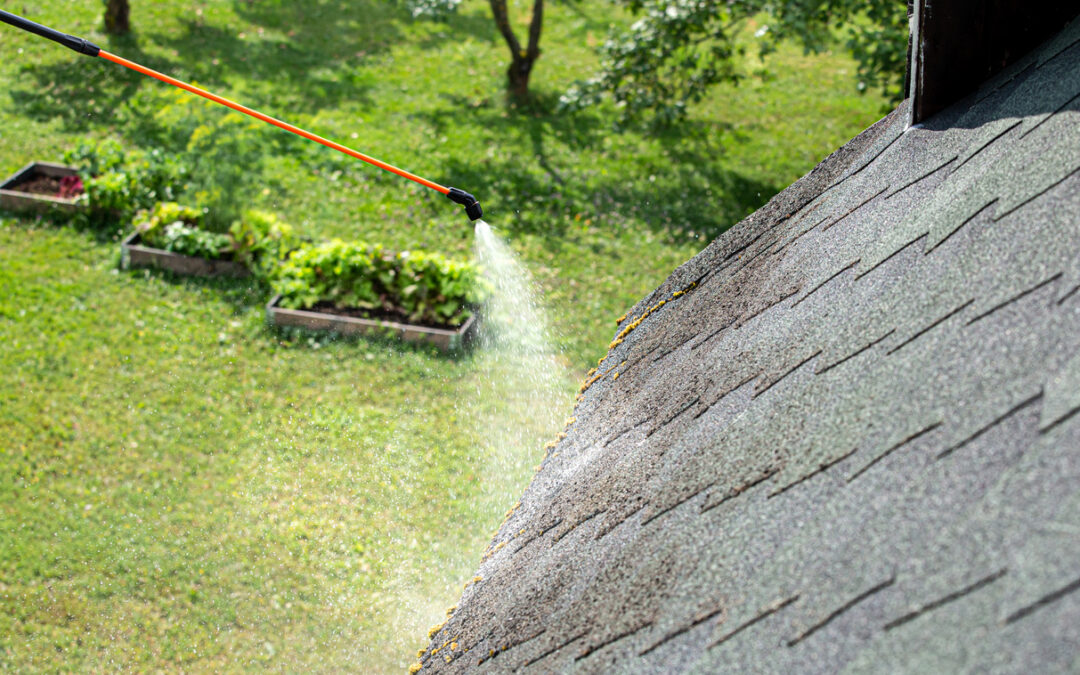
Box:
307 301 467 331
10 174 83 198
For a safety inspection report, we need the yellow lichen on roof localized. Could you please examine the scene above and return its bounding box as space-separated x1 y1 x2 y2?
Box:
481 540 507 563
577 282 699 397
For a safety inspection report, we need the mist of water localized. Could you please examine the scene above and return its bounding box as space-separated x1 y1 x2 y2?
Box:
473 220 556 363
372 219 573 670
471 217 569 503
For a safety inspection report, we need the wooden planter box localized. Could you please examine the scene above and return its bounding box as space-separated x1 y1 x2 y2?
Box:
265 294 479 352
0 162 84 214
121 232 250 278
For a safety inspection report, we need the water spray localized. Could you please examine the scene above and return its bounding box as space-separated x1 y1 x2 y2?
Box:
0 9 483 222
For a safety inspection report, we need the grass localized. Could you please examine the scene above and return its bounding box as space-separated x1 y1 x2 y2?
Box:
0 0 887 671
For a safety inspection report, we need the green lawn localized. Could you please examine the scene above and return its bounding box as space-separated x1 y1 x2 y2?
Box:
0 1 886 671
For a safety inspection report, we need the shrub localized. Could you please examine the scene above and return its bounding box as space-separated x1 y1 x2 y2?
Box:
403 0 461 20
229 210 302 279
81 171 137 225
136 201 231 260
65 138 126 177
65 140 189 231
273 239 491 327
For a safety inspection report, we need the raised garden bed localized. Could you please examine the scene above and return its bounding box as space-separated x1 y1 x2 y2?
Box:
0 162 84 214
265 293 479 352
121 231 249 278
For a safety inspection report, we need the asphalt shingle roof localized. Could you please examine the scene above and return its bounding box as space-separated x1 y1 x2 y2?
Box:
419 15 1080 673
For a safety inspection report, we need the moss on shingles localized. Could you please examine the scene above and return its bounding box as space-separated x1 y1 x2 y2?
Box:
575 281 701 401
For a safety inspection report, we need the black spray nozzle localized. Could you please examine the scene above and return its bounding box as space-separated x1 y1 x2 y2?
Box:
0 10 100 57
446 187 483 221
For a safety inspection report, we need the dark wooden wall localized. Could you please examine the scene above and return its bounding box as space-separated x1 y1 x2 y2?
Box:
910 1 1080 123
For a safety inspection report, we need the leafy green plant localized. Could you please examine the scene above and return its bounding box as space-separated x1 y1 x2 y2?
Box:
158 222 232 260
64 140 189 231
80 170 137 224
135 201 231 259
229 210 302 279
65 138 127 177
561 0 909 125
273 239 491 327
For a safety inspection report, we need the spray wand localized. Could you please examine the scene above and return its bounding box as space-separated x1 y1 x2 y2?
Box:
0 9 483 221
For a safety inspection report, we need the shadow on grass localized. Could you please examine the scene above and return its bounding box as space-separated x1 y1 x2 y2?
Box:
8 32 160 132
165 0 495 111
118 264 268 316
7 0 494 131
424 92 780 247
0 208 138 247
149 19 380 114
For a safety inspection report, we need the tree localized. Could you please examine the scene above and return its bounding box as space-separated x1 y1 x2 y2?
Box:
489 0 544 98
560 0 909 125
103 0 131 35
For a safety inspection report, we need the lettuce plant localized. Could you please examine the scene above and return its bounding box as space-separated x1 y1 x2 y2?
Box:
229 210 302 278
274 239 491 327
136 201 230 260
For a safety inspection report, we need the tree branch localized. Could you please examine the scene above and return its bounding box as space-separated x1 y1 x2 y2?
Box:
489 0 523 59
526 0 544 60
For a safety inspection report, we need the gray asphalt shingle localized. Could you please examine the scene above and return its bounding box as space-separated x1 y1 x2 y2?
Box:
418 15 1080 673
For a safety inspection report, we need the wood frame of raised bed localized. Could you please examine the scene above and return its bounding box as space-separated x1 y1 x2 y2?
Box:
265 294 479 352
0 162 84 214
121 231 250 278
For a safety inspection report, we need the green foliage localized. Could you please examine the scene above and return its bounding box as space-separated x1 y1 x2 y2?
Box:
763 0 908 98
560 0 747 126
158 222 233 259
64 138 127 176
137 200 204 233
80 171 138 227
135 201 231 259
119 87 269 230
64 139 189 232
135 201 205 245
403 0 461 21
840 1 909 98
561 0 908 125
229 210 303 278
274 239 491 327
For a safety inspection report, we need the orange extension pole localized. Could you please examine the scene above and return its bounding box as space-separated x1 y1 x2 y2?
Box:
0 8 483 219
98 50 449 195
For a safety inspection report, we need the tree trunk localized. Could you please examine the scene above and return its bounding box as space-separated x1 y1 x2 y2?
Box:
489 0 543 98
508 57 535 98
104 0 131 35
